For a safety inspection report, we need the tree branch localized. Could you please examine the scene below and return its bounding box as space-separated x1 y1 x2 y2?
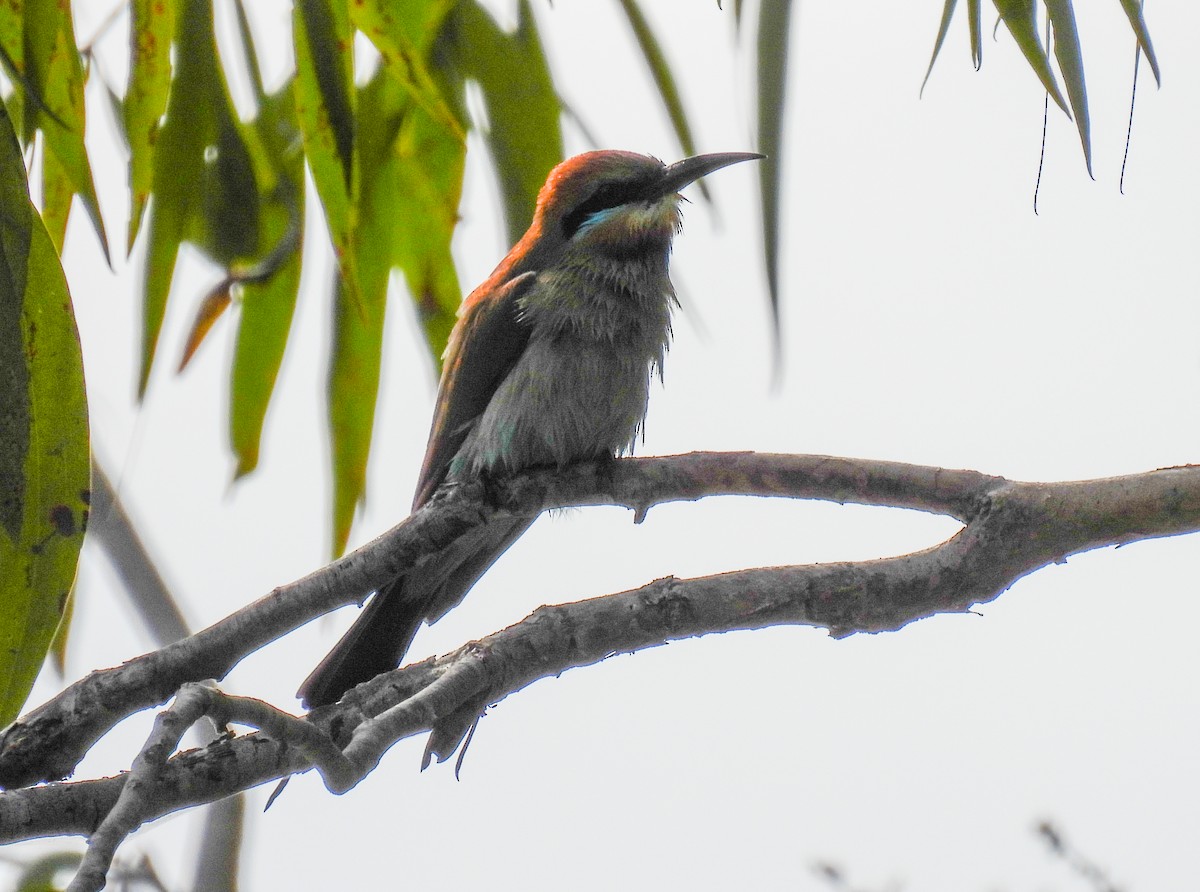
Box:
1 453 1198 848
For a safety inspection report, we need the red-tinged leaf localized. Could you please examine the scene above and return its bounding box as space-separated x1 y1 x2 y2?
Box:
1044 0 1091 176
24 0 110 264
139 0 260 395
992 0 1069 115
448 0 561 246
137 1 206 394
0 102 88 725
178 279 233 372
125 0 177 253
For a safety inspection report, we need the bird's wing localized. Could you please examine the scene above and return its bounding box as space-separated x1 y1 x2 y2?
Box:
412 271 537 510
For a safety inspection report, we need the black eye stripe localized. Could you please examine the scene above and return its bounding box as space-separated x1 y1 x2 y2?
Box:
562 179 655 238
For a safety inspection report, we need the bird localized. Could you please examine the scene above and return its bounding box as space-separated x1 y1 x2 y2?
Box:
299 149 763 709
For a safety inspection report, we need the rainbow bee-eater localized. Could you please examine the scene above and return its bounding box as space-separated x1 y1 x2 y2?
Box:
299 149 763 708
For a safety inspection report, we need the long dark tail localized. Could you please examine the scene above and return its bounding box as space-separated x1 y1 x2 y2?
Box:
297 573 426 709
298 517 534 708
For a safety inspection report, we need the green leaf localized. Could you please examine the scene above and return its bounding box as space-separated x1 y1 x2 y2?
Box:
390 109 462 365
349 0 464 143
967 0 982 69
231 0 266 105
39 138 71 252
327 273 384 557
362 61 463 365
921 0 959 94
0 113 33 545
230 84 305 477
1044 0 1091 176
125 0 176 253
449 0 561 246
1116 0 1160 86
293 0 358 301
195 117 261 265
0 1 22 74
0 4 24 138
0 11 69 142
230 233 301 477
14 851 83 892
757 0 791 354
616 0 708 201
992 0 1069 115
24 0 110 264
322 47 467 552
138 0 261 395
47 585 72 675
292 0 369 550
0 102 88 727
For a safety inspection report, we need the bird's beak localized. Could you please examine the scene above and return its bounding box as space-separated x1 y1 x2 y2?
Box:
657 152 765 197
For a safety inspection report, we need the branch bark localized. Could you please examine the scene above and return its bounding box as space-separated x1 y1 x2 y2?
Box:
1 452 1197 850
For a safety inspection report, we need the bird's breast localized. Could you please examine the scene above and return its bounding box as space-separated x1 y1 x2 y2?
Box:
452 265 675 478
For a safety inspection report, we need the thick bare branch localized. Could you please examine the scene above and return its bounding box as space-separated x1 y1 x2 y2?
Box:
1 455 1198 846
0 452 997 790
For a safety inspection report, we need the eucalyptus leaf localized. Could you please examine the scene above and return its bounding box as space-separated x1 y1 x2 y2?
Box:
992 0 1070 115
1045 0 1092 175
0 103 88 726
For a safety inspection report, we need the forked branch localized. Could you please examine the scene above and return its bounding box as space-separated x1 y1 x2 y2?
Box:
2 454 1198 860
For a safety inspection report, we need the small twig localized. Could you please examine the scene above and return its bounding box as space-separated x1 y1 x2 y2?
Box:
79 3 126 57
342 652 491 783
67 683 359 890
68 683 216 892
1034 11 1051 215
1036 819 1123 892
1119 1 1145 195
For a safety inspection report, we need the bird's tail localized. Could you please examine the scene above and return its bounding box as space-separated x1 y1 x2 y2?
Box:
298 517 534 709
297 574 427 709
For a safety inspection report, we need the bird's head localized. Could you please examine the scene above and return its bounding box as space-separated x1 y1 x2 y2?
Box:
512 150 763 265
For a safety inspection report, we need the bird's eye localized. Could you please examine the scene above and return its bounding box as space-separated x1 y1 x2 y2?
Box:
562 181 647 238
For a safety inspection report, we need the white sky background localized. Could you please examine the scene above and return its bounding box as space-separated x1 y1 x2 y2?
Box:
7 1 1199 889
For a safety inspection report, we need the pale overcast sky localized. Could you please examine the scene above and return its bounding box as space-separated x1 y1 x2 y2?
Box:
10 2 1199 890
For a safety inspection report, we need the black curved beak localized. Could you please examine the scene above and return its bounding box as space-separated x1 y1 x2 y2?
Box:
657 152 765 196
